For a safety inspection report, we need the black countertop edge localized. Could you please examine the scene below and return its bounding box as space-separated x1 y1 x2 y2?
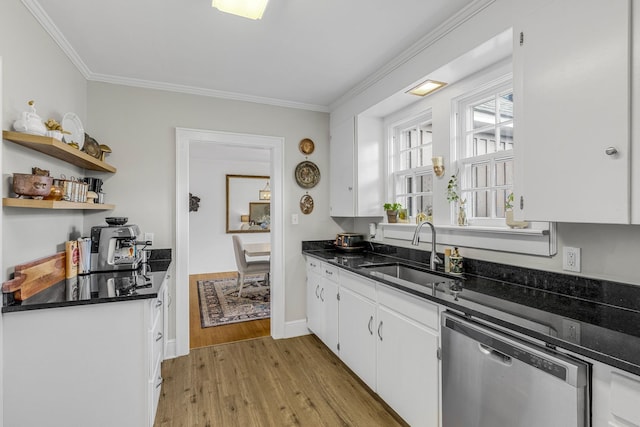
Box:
303 240 640 311
302 248 640 377
1 292 156 313
2 259 171 313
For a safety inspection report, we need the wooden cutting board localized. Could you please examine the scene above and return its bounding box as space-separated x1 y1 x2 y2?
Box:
2 252 66 301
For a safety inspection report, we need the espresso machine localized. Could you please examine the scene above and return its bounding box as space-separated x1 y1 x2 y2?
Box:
90 218 146 272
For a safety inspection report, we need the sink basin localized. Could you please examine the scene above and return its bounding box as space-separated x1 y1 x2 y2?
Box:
358 262 455 295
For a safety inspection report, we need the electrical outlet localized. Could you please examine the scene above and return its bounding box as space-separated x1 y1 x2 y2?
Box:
144 232 154 245
562 246 581 272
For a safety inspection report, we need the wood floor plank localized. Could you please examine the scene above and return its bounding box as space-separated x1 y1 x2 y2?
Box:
190 272 270 349
155 335 407 427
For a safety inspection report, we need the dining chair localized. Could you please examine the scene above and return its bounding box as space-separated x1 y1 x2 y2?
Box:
231 235 270 297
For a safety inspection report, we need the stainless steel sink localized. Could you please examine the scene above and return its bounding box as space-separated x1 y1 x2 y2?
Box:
358 262 456 295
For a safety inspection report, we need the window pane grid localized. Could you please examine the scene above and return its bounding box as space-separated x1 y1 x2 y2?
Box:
458 82 514 223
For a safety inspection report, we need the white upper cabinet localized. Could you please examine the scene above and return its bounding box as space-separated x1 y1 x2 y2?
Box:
633 3 640 224
329 115 383 217
513 0 631 223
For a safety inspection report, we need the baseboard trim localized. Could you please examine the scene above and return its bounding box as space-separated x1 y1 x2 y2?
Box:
283 319 310 339
164 339 177 360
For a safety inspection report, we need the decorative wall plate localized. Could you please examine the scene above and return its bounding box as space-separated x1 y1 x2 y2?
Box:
299 138 315 155
300 194 314 214
294 161 320 189
62 112 85 147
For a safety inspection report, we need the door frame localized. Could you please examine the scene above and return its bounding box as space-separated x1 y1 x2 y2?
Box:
175 127 285 357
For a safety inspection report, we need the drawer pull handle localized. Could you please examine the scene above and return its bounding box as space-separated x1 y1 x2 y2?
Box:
155 377 163 388
315 285 320 298
156 332 163 342
605 147 618 156
325 270 333 275
320 288 325 302
155 300 163 308
368 316 373 335
378 321 383 341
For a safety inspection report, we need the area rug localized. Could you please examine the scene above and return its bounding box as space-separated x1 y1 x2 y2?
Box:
197 274 270 328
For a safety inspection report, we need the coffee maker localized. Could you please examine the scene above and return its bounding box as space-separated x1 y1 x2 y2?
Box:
90 220 144 272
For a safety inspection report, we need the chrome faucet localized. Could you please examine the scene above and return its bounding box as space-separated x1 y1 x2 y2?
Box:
411 220 443 271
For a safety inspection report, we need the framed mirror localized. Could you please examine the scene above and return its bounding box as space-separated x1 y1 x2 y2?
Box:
226 174 271 233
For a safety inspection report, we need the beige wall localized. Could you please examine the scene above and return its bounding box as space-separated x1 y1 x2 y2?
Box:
86 82 340 325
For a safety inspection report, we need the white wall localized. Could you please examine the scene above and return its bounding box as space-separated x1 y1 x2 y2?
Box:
1 0 88 272
1 1 90 426
189 151 270 274
86 82 341 329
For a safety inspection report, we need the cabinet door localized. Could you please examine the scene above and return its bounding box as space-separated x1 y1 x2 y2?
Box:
513 0 630 223
377 306 439 427
322 278 340 355
338 286 377 390
592 362 640 427
306 271 324 338
355 116 383 217
329 117 356 217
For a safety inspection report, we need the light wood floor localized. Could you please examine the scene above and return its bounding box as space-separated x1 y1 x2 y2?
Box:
190 272 271 349
154 334 407 427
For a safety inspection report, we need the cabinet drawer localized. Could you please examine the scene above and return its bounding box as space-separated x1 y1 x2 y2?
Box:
322 263 339 283
306 257 322 275
377 285 438 331
150 293 165 331
340 270 376 301
149 311 164 377
149 355 163 426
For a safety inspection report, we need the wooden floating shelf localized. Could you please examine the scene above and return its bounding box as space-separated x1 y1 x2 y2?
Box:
3 198 116 210
3 130 116 173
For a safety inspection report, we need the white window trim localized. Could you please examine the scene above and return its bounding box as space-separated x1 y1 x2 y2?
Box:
377 222 557 256
453 76 514 226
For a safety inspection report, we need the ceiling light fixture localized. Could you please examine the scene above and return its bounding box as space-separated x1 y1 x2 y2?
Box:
212 0 269 20
407 79 447 97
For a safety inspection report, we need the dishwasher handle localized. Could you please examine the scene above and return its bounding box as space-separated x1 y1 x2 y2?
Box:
442 312 588 388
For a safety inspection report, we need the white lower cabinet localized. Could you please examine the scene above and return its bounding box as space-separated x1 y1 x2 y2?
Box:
591 360 640 427
337 269 440 426
3 279 168 427
306 259 339 354
377 286 440 427
338 278 377 390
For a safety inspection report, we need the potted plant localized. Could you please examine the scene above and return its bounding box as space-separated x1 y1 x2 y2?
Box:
383 202 402 223
504 192 529 229
446 172 467 226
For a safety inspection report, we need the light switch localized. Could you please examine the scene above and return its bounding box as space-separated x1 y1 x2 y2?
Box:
291 214 299 225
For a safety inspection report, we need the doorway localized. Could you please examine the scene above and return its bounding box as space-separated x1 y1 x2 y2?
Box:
175 128 285 358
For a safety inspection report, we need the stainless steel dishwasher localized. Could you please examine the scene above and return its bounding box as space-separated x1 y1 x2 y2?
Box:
441 312 590 427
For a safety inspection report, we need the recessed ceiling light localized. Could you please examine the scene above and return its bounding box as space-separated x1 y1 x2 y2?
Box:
212 0 269 20
407 80 447 97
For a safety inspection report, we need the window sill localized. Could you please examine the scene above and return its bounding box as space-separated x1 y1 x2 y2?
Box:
377 222 557 256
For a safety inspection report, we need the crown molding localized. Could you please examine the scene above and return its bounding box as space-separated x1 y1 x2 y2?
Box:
88 73 330 112
20 0 329 112
328 0 497 111
21 0 92 78
22 0 493 114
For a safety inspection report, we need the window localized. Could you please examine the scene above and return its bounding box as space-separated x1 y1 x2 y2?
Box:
390 114 434 218
455 79 513 226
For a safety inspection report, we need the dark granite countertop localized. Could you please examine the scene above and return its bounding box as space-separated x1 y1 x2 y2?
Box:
302 241 640 376
2 250 171 313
